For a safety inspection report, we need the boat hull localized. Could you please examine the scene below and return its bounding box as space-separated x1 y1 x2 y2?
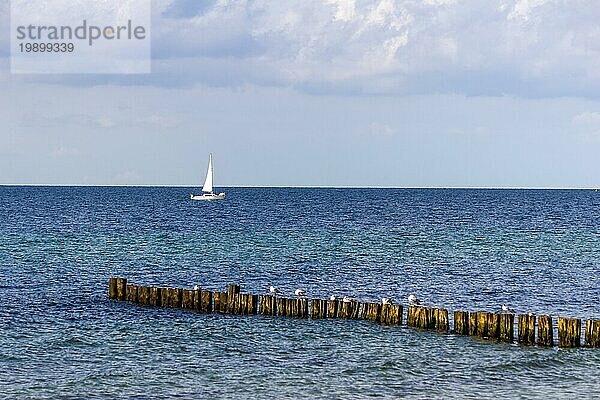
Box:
190 193 225 201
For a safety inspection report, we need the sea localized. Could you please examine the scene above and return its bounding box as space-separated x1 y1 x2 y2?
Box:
1 186 599 399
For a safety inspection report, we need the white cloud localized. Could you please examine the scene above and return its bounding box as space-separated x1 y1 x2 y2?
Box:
4 1 600 98
327 0 356 22
50 145 82 158
573 111 600 126
369 122 394 136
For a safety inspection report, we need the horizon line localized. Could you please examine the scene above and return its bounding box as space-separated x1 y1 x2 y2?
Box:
0 183 599 190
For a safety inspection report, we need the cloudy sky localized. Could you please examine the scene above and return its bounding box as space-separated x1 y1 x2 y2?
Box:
2 0 600 187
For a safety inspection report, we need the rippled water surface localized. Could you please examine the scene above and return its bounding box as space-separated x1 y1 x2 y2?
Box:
1 187 600 399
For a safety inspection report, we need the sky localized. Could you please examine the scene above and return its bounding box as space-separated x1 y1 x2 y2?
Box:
2 0 600 187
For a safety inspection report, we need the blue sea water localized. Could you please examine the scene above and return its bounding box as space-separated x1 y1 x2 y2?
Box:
1 186 599 399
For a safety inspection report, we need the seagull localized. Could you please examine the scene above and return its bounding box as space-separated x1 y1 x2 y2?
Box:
382 298 392 305
295 289 306 297
408 294 421 305
269 286 281 295
343 296 355 303
329 295 336 301
193 284 199 291
501 304 514 313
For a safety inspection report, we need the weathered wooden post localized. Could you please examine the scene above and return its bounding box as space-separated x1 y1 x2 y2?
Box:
436 308 449 333
213 291 227 313
454 311 469 335
499 313 514 343
311 299 328 319
108 277 118 299
160 287 170 307
126 284 138 303
182 289 195 309
149 287 161 307
486 313 500 340
226 284 240 314
248 294 258 315
116 278 127 301
238 293 248 315
338 300 360 319
171 288 183 308
192 288 201 311
423 307 433 330
328 299 339 318
137 286 150 305
585 319 600 348
537 315 553 347
407 306 417 327
360 302 381 323
518 314 536 345
200 290 213 313
476 312 489 338
380 304 402 325
468 312 478 336
558 317 581 348
260 294 277 316
297 298 308 318
277 297 288 317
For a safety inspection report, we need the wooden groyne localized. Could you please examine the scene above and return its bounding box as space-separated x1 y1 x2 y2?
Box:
108 277 599 349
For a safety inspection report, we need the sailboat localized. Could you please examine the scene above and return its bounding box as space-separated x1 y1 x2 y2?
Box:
190 154 225 201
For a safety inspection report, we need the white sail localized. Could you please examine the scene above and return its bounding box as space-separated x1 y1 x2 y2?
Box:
202 154 213 193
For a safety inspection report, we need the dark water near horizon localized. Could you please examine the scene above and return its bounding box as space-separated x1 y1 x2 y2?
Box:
1 187 599 399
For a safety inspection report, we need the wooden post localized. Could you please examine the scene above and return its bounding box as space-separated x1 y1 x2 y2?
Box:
192 289 201 311
537 315 553 347
297 298 308 318
259 295 277 316
499 313 514 343
518 314 536 345
468 312 478 336
108 277 118 299
238 293 248 315
454 311 469 335
226 284 240 314
476 312 489 338
585 319 600 348
182 289 195 309
200 290 213 313
116 278 127 301
277 297 287 317
423 307 433 330
160 287 170 307
360 302 381 323
437 308 449 333
381 304 402 325
126 284 138 303
171 288 183 308
137 286 150 305
327 299 339 318
558 317 581 348
311 299 328 319
407 306 417 327
149 287 161 307
213 291 227 313
338 300 359 319
487 313 500 340
248 294 258 315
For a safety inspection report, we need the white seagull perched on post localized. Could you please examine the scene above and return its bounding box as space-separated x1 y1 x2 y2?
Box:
329 295 336 301
193 284 199 291
408 294 421 305
382 298 392 305
343 296 355 303
501 304 515 313
269 286 281 295
295 289 306 297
